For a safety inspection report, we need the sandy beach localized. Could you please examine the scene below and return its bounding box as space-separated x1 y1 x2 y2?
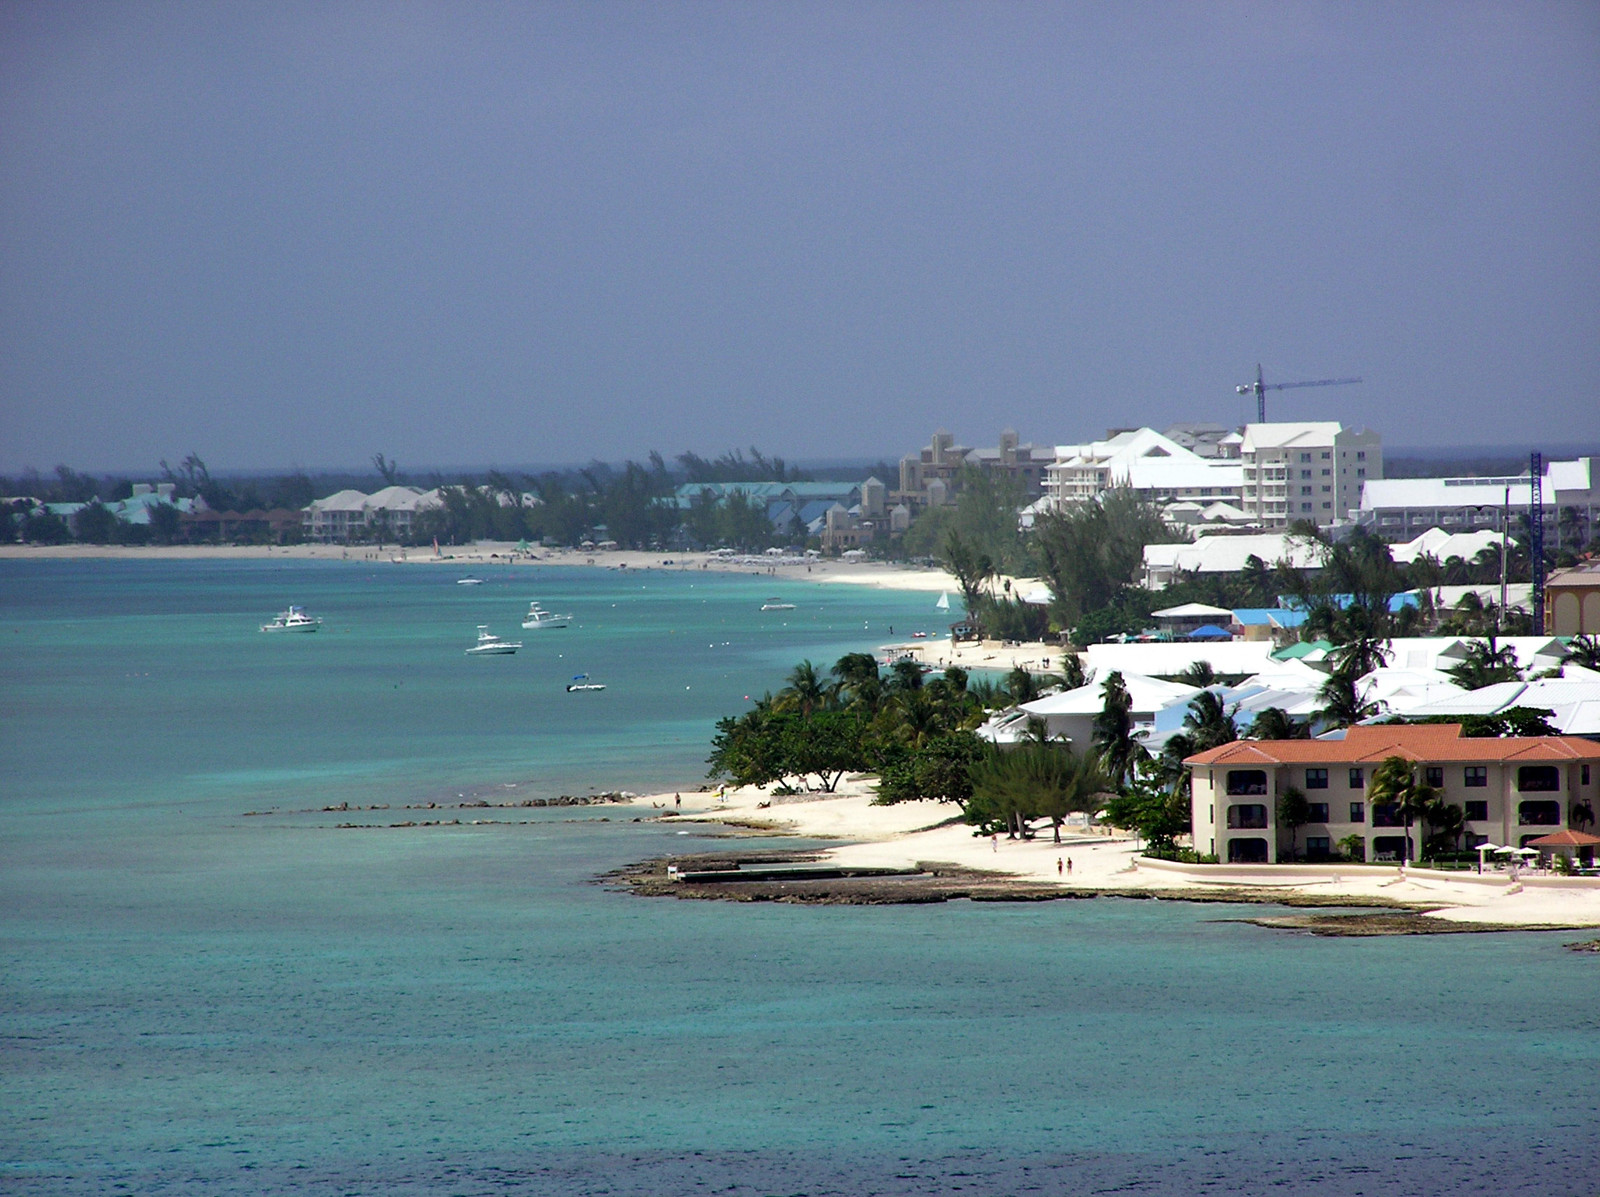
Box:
622 780 1600 930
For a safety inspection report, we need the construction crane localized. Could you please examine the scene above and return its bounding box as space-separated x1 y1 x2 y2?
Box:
1236 364 1362 423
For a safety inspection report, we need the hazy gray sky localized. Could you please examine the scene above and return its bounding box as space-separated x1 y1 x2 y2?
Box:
2 2 1597 472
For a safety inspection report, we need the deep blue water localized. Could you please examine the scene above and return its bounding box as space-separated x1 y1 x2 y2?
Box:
2 559 1597 1195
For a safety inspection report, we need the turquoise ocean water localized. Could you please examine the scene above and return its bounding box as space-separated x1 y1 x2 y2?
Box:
2 559 1597 1195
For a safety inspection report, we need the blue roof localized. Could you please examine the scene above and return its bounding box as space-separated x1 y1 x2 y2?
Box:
1232 607 1309 628
1187 624 1232 639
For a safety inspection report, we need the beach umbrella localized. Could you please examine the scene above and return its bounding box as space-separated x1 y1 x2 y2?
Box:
1473 842 1501 873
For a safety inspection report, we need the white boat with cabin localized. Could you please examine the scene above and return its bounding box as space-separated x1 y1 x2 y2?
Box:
261 606 322 633
522 601 571 629
466 626 521 655
760 598 797 611
565 673 605 692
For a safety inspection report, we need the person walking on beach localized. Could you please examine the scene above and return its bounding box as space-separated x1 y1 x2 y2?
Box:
674 793 681 809
1066 857 1073 875
991 835 998 852
1057 857 1063 877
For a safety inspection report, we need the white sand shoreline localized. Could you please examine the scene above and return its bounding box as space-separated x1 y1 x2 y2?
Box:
0 540 969 593
622 779 1600 930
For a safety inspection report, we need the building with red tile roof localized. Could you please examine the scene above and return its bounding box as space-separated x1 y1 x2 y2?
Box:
1185 724 1600 864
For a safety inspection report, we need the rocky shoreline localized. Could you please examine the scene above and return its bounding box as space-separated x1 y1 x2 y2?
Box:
605 848 1600 942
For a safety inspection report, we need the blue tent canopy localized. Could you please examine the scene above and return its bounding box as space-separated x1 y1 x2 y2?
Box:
1186 624 1232 640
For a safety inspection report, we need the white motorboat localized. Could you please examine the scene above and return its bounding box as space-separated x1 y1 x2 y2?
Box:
521 601 571 629
466 626 521 655
565 673 605 692
261 605 321 633
760 598 797 611
456 577 485 586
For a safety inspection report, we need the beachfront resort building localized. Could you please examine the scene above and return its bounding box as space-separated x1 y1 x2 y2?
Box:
303 486 444 543
1239 421 1382 529
1186 723 1600 865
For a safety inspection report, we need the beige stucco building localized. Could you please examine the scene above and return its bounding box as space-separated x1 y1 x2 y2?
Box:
1186 724 1600 864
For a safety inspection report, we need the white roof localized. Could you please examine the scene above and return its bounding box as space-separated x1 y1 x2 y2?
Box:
1151 602 1235 619
1084 640 1278 678
1390 528 1509 565
1355 667 1468 714
1143 532 1329 576
1241 421 1344 451
1361 459 1594 512
1020 672 1200 718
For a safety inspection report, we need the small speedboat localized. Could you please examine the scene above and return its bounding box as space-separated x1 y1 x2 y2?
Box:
456 577 485 586
522 601 571 629
466 626 521 655
261 605 321 633
760 599 796 611
565 673 605 692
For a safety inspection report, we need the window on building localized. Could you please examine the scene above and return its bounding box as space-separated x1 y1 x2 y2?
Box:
1349 768 1364 788
1357 451 1367 460
1320 451 1332 459
1305 768 1329 789
1357 468 1366 477
1321 502 1332 509
1227 804 1269 829
1373 803 1402 827
1424 766 1444 788
1226 770 1268 796
1349 801 1365 823
1517 765 1560 792
1464 766 1488 787
1464 800 1488 821
1372 835 1408 861
1307 802 1329 823
1306 835 1331 859
1321 486 1331 493
1518 800 1561 825
1584 765 1591 785
1302 503 1313 512
1228 838 1269 863
1321 469 1331 476
1300 452 1312 462
1302 486 1312 495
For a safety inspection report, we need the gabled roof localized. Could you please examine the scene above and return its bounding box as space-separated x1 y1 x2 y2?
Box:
1020 672 1199 717
1151 602 1234 618
1186 723 1600 766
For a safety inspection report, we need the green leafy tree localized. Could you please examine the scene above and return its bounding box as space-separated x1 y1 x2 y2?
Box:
1034 488 1174 636
1277 785 1310 861
1562 634 1600 670
1093 671 1146 789
71 501 119 543
1368 755 1439 866
1447 636 1522 689
875 732 984 804
1102 759 1191 856
1182 691 1237 752
1248 707 1310 740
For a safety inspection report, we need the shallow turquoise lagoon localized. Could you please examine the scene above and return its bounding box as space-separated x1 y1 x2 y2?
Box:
2 559 1596 1195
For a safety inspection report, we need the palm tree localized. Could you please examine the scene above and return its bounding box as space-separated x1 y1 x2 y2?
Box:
1177 660 1218 688
830 652 883 711
1446 636 1522 690
1368 755 1439 866
1317 667 1375 729
1248 706 1309 741
1562 634 1600 671
1182 691 1237 752
1093 671 1146 790
777 659 829 716
1059 654 1087 691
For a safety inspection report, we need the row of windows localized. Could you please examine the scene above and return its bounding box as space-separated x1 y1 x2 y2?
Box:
1277 764 1578 792
1227 799 1556 828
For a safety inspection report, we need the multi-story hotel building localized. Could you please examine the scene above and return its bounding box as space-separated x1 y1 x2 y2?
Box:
1240 421 1382 528
1186 724 1600 864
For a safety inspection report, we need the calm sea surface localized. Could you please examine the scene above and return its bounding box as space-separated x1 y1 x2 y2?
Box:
2 559 1596 1195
